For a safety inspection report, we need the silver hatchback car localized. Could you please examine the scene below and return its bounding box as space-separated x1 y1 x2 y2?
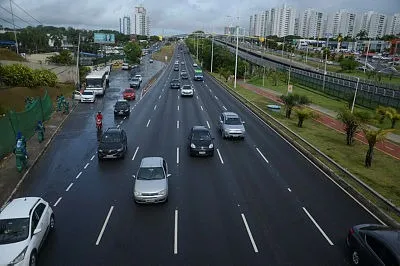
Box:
219 112 246 139
133 157 170 203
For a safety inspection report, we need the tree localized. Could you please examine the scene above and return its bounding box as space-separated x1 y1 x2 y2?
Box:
271 70 279 86
385 107 400 128
363 128 394 168
337 108 371 145
339 56 359 71
47 50 74 65
123 41 142 64
375 106 387 124
294 107 316 127
356 30 368 40
280 94 311 119
218 67 231 82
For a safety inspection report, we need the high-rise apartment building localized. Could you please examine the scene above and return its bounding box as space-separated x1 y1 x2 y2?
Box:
358 11 388 38
386 13 400 35
326 10 357 38
119 16 131 35
299 9 324 38
134 6 150 36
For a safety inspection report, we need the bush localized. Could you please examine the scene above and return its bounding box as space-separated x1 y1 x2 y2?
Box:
0 64 57 87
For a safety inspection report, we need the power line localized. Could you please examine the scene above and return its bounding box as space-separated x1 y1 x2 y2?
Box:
0 16 22 28
0 4 32 26
11 0 42 25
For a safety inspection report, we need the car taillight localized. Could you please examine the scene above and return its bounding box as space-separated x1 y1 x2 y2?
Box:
349 228 354 235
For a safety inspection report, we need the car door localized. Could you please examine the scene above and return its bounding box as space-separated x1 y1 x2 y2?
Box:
29 203 47 252
122 130 127 148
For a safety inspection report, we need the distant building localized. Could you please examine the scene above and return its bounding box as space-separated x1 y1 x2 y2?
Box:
119 16 131 35
134 6 150 36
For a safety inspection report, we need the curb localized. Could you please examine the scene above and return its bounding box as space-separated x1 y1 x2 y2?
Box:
1 102 77 208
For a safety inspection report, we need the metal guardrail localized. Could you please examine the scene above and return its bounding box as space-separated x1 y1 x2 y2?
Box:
207 72 400 227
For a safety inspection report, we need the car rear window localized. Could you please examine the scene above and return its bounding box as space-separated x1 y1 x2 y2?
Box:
182 85 191 90
192 130 211 140
124 89 134 93
116 102 129 108
82 91 94 95
101 133 121 143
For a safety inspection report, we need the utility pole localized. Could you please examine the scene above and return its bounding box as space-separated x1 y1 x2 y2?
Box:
351 78 360 113
196 33 199 60
9 0 19 54
76 33 81 88
234 24 239 89
211 33 214 73
322 36 329 92
364 38 371 73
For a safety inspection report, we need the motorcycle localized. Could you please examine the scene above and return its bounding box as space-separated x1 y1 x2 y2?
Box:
96 118 102 131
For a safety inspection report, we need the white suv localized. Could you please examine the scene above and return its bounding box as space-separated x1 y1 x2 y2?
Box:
0 197 55 266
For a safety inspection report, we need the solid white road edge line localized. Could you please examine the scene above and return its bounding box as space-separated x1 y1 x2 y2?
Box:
176 147 180 164
241 213 259 253
154 105 157 110
256 148 269 163
222 106 227 111
132 146 139 161
217 149 224 164
96 206 114 246
90 155 95 161
119 120 123 125
146 119 151 127
177 120 179 129
84 163 89 169
206 121 210 128
302 207 334 246
65 182 74 192
53 197 62 207
174 209 178 254
200 106 203 111
75 171 82 179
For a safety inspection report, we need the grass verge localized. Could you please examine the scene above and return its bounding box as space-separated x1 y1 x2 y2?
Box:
0 83 75 112
212 73 400 222
0 48 26 61
152 44 175 63
248 77 400 135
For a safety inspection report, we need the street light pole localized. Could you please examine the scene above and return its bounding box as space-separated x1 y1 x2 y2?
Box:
305 43 309 63
9 0 19 54
281 36 285 57
322 36 329 92
351 78 360 113
364 38 371 73
75 33 81 88
262 66 265 86
196 33 199 60
211 33 214 73
234 25 239 89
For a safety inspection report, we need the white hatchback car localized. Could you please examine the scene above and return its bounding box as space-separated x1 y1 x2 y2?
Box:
80 90 96 103
180 85 194 97
0 197 55 266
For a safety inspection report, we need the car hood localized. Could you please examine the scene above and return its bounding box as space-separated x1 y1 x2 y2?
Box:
182 88 193 92
98 142 123 151
191 139 212 147
134 179 167 193
81 94 94 98
223 124 245 131
130 80 140 84
123 92 135 96
0 240 28 264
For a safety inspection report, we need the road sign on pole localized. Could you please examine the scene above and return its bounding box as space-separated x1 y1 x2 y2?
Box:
288 84 293 93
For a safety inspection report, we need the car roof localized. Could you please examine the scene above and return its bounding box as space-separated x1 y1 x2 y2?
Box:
116 99 128 103
366 228 400 256
182 84 192 88
223 112 239 118
140 157 163 168
192 126 209 132
135 74 141 76
0 197 41 219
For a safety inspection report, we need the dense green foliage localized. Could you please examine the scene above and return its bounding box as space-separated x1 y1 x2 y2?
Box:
123 42 142 64
47 50 74 65
0 64 57 87
339 56 359 71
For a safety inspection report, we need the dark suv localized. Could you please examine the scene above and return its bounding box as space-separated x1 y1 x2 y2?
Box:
170 79 180 89
98 127 128 160
114 100 130 116
188 126 214 157
346 224 400 265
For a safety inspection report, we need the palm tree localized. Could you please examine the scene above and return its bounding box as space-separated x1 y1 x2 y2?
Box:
363 128 394 167
337 108 371 145
218 67 231 82
375 106 387 124
385 107 400 129
294 107 316 127
280 94 311 119
271 70 279 86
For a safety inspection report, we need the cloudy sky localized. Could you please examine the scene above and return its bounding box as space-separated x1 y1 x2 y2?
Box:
1 0 399 35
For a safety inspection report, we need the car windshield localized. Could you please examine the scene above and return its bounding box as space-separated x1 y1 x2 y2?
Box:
172 79 179 82
192 131 211 140
182 86 191 90
124 89 134 93
86 78 102 88
116 102 129 108
101 133 121 143
225 117 242 125
82 91 94 96
131 78 139 82
0 218 29 244
137 167 165 180
135 75 141 78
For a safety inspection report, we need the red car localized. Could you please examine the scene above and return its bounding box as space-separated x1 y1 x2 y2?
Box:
123 88 136 100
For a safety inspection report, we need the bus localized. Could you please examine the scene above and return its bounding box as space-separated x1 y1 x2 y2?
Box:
85 70 107 96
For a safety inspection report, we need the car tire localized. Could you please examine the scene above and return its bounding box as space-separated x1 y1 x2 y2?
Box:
29 250 37 266
351 250 360 265
221 130 225 139
210 151 214 157
49 214 55 232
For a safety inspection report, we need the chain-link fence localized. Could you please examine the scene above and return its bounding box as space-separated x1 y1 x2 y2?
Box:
0 91 53 158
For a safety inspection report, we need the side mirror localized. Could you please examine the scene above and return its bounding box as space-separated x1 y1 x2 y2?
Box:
33 228 42 235
167 174 171 177
132 174 136 179
242 121 246 124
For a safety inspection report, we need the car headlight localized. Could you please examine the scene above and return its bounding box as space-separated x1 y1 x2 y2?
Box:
134 191 142 196
125 109 129 111
98 149 103 152
209 143 214 149
158 189 167 196
190 143 196 148
11 246 27 264
117 147 124 152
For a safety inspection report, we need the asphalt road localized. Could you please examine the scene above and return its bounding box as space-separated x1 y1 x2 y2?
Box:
10 46 382 265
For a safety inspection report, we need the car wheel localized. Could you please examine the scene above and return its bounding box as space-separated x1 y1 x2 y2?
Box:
351 250 360 265
210 151 214 157
49 214 55 231
221 130 225 139
29 250 37 266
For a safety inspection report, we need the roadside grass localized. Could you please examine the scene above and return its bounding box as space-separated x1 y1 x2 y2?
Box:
152 44 175 63
0 83 75 112
0 48 25 61
212 73 400 215
248 77 400 135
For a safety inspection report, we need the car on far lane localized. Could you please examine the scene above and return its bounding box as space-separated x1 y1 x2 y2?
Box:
114 99 131 116
0 197 55 266
121 63 130 70
193 63 198 67
181 61 185 65
219 112 246 139
180 85 194 97
133 157 170 204
170 79 181 89
149 59 154 63
123 88 136 100
180 71 188 79
80 90 96 103
134 74 143 83
346 224 400 266
72 90 83 100
129 77 141 88
98 127 128 160
188 126 214 157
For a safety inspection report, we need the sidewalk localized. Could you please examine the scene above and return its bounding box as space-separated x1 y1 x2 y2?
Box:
0 102 74 206
237 80 400 161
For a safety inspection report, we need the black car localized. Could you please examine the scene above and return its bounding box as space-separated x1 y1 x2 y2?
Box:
170 79 181 89
180 71 188 79
114 100 130 116
98 127 128 160
346 224 400 265
188 126 214 157
173 64 179 71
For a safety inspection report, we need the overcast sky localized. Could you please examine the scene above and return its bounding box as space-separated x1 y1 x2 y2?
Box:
1 0 399 35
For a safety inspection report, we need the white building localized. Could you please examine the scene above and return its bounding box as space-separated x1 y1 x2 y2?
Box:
386 13 400 35
358 11 388 38
134 6 150 36
119 16 131 35
326 10 357 38
299 9 324 38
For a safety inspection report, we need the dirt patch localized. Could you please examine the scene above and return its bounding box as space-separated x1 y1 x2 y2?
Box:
152 44 175 63
0 48 25 61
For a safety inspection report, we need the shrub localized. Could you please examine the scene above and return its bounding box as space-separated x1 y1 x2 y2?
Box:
0 64 58 87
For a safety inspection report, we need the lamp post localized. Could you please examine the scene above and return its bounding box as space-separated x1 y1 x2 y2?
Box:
281 35 285 57
75 33 81 88
322 36 329 92
234 24 239 89
305 43 309 63
363 38 371 73
211 33 214 73
9 0 19 54
196 33 199 60
351 77 360 113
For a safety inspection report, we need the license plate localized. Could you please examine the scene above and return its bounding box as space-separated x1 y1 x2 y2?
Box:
145 198 155 203
105 155 114 158
199 151 206 155
119 111 123 114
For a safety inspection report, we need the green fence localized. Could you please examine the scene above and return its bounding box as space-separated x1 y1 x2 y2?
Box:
0 91 53 158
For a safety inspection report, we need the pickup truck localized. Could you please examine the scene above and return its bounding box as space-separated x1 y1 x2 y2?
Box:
170 79 181 89
129 77 141 88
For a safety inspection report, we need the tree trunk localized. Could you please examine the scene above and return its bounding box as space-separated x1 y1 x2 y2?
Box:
346 131 352 145
391 120 396 129
298 118 303 127
286 108 292 119
365 145 374 168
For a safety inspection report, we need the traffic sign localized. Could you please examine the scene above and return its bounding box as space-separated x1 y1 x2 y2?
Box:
288 84 293 93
